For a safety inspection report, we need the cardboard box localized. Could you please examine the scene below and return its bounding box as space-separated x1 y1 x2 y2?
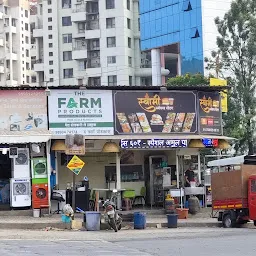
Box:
212 165 256 201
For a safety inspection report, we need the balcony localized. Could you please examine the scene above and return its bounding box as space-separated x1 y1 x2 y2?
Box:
0 12 3 19
71 11 86 22
73 30 85 39
0 38 4 47
33 26 43 38
34 59 44 72
0 65 4 73
73 47 87 60
6 79 18 86
6 50 17 60
85 28 100 39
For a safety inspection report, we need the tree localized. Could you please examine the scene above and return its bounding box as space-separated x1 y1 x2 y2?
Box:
205 0 256 154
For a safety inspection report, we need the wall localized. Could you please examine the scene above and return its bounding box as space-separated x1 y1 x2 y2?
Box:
140 0 204 74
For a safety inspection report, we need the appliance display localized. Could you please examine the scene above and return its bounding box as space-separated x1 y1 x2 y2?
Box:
32 158 47 179
32 183 48 209
10 178 31 208
12 148 30 178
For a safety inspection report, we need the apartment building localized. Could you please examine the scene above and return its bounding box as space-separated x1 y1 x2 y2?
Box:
0 0 31 86
30 0 169 87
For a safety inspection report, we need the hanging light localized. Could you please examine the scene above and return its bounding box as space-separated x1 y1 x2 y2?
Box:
217 139 231 149
188 139 205 148
51 140 66 151
102 141 120 153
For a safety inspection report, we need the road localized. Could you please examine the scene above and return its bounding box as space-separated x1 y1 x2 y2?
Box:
0 228 255 255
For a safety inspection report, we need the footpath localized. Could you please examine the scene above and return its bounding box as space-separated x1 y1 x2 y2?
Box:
0 208 223 230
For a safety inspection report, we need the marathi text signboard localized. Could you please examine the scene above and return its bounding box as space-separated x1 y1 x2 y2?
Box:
0 90 47 131
48 90 114 136
113 91 197 134
67 155 85 175
198 91 222 135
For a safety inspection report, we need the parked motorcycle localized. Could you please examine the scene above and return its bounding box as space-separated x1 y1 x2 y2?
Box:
102 191 122 232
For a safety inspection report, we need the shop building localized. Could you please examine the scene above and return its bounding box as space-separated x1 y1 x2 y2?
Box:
0 89 51 211
48 86 232 210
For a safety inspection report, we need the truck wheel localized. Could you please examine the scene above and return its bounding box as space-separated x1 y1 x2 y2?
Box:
223 214 235 228
254 220 256 227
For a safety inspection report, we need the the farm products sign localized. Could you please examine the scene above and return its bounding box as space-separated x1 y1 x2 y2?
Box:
113 91 197 134
48 90 114 136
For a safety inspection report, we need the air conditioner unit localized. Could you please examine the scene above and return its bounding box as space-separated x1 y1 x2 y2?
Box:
12 148 30 178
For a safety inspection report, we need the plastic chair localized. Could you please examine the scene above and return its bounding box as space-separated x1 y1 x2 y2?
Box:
122 189 135 211
133 187 146 207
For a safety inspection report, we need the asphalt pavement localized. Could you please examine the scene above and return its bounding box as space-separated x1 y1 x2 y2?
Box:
0 228 255 255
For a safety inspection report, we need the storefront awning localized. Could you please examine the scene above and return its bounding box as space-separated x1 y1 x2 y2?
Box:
0 129 52 144
52 134 236 141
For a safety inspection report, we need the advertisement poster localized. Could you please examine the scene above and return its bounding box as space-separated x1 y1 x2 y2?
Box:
113 91 197 134
0 90 47 132
48 90 114 136
65 134 85 156
198 91 222 135
67 155 85 176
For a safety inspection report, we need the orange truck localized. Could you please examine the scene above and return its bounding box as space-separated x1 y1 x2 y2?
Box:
212 164 256 228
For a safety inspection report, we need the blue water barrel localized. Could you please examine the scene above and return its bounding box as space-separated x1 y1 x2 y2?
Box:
134 212 146 229
85 212 101 231
167 214 178 228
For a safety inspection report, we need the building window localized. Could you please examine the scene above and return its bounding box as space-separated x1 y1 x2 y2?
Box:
25 10 28 17
50 78 54 82
49 43 53 48
106 18 115 28
128 56 132 67
62 0 71 8
107 56 116 64
48 26 52 30
26 62 30 69
48 9 52 13
49 69 53 74
49 60 53 65
78 60 87 70
128 37 131 48
106 0 115 9
129 76 132 86
108 75 117 86
127 18 131 29
48 34 53 39
25 23 28 31
48 0 52 4
26 49 29 57
62 16 72 26
127 0 130 10
78 22 85 33
48 17 52 22
63 51 72 61
63 34 72 43
31 76 36 83
26 76 30 84
63 68 73 78
88 77 101 86
107 37 116 48
49 52 53 56
25 36 29 44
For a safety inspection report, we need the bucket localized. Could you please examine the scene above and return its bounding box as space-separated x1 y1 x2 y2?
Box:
61 214 71 223
176 208 189 219
167 214 178 228
134 212 146 229
85 212 101 231
33 209 40 218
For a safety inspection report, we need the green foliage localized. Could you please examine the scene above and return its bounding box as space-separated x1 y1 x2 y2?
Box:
166 73 209 87
205 0 256 154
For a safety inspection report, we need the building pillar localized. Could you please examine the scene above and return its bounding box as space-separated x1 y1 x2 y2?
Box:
160 47 165 85
116 152 122 209
151 48 161 86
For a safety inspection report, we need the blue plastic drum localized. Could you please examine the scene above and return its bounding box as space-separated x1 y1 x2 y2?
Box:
134 212 146 229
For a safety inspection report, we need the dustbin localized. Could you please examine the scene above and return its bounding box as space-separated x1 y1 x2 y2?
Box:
167 214 178 228
134 212 146 229
85 212 101 231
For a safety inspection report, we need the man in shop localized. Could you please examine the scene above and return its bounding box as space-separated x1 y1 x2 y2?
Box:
185 169 195 187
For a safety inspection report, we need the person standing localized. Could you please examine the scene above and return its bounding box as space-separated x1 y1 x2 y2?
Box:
185 169 195 187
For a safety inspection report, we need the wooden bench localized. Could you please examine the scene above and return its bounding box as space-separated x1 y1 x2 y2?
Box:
39 205 49 217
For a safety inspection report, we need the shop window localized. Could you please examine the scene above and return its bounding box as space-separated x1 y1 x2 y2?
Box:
183 0 192 11
190 28 200 38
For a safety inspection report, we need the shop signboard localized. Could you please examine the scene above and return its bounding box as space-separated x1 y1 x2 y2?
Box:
48 90 114 136
198 91 222 135
202 138 219 148
113 91 197 134
67 155 85 176
120 139 188 149
65 134 85 156
0 90 47 131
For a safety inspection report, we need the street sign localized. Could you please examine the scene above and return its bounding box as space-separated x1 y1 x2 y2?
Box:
67 155 85 175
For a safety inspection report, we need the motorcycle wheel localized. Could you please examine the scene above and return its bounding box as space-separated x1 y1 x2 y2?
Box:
109 218 118 232
117 224 122 230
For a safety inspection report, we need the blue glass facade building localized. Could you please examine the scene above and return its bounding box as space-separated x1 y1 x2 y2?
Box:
140 0 204 75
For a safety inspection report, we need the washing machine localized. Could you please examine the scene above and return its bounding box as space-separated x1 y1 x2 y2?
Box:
32 183 48 208
10 178 31 208
32 158 47 179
